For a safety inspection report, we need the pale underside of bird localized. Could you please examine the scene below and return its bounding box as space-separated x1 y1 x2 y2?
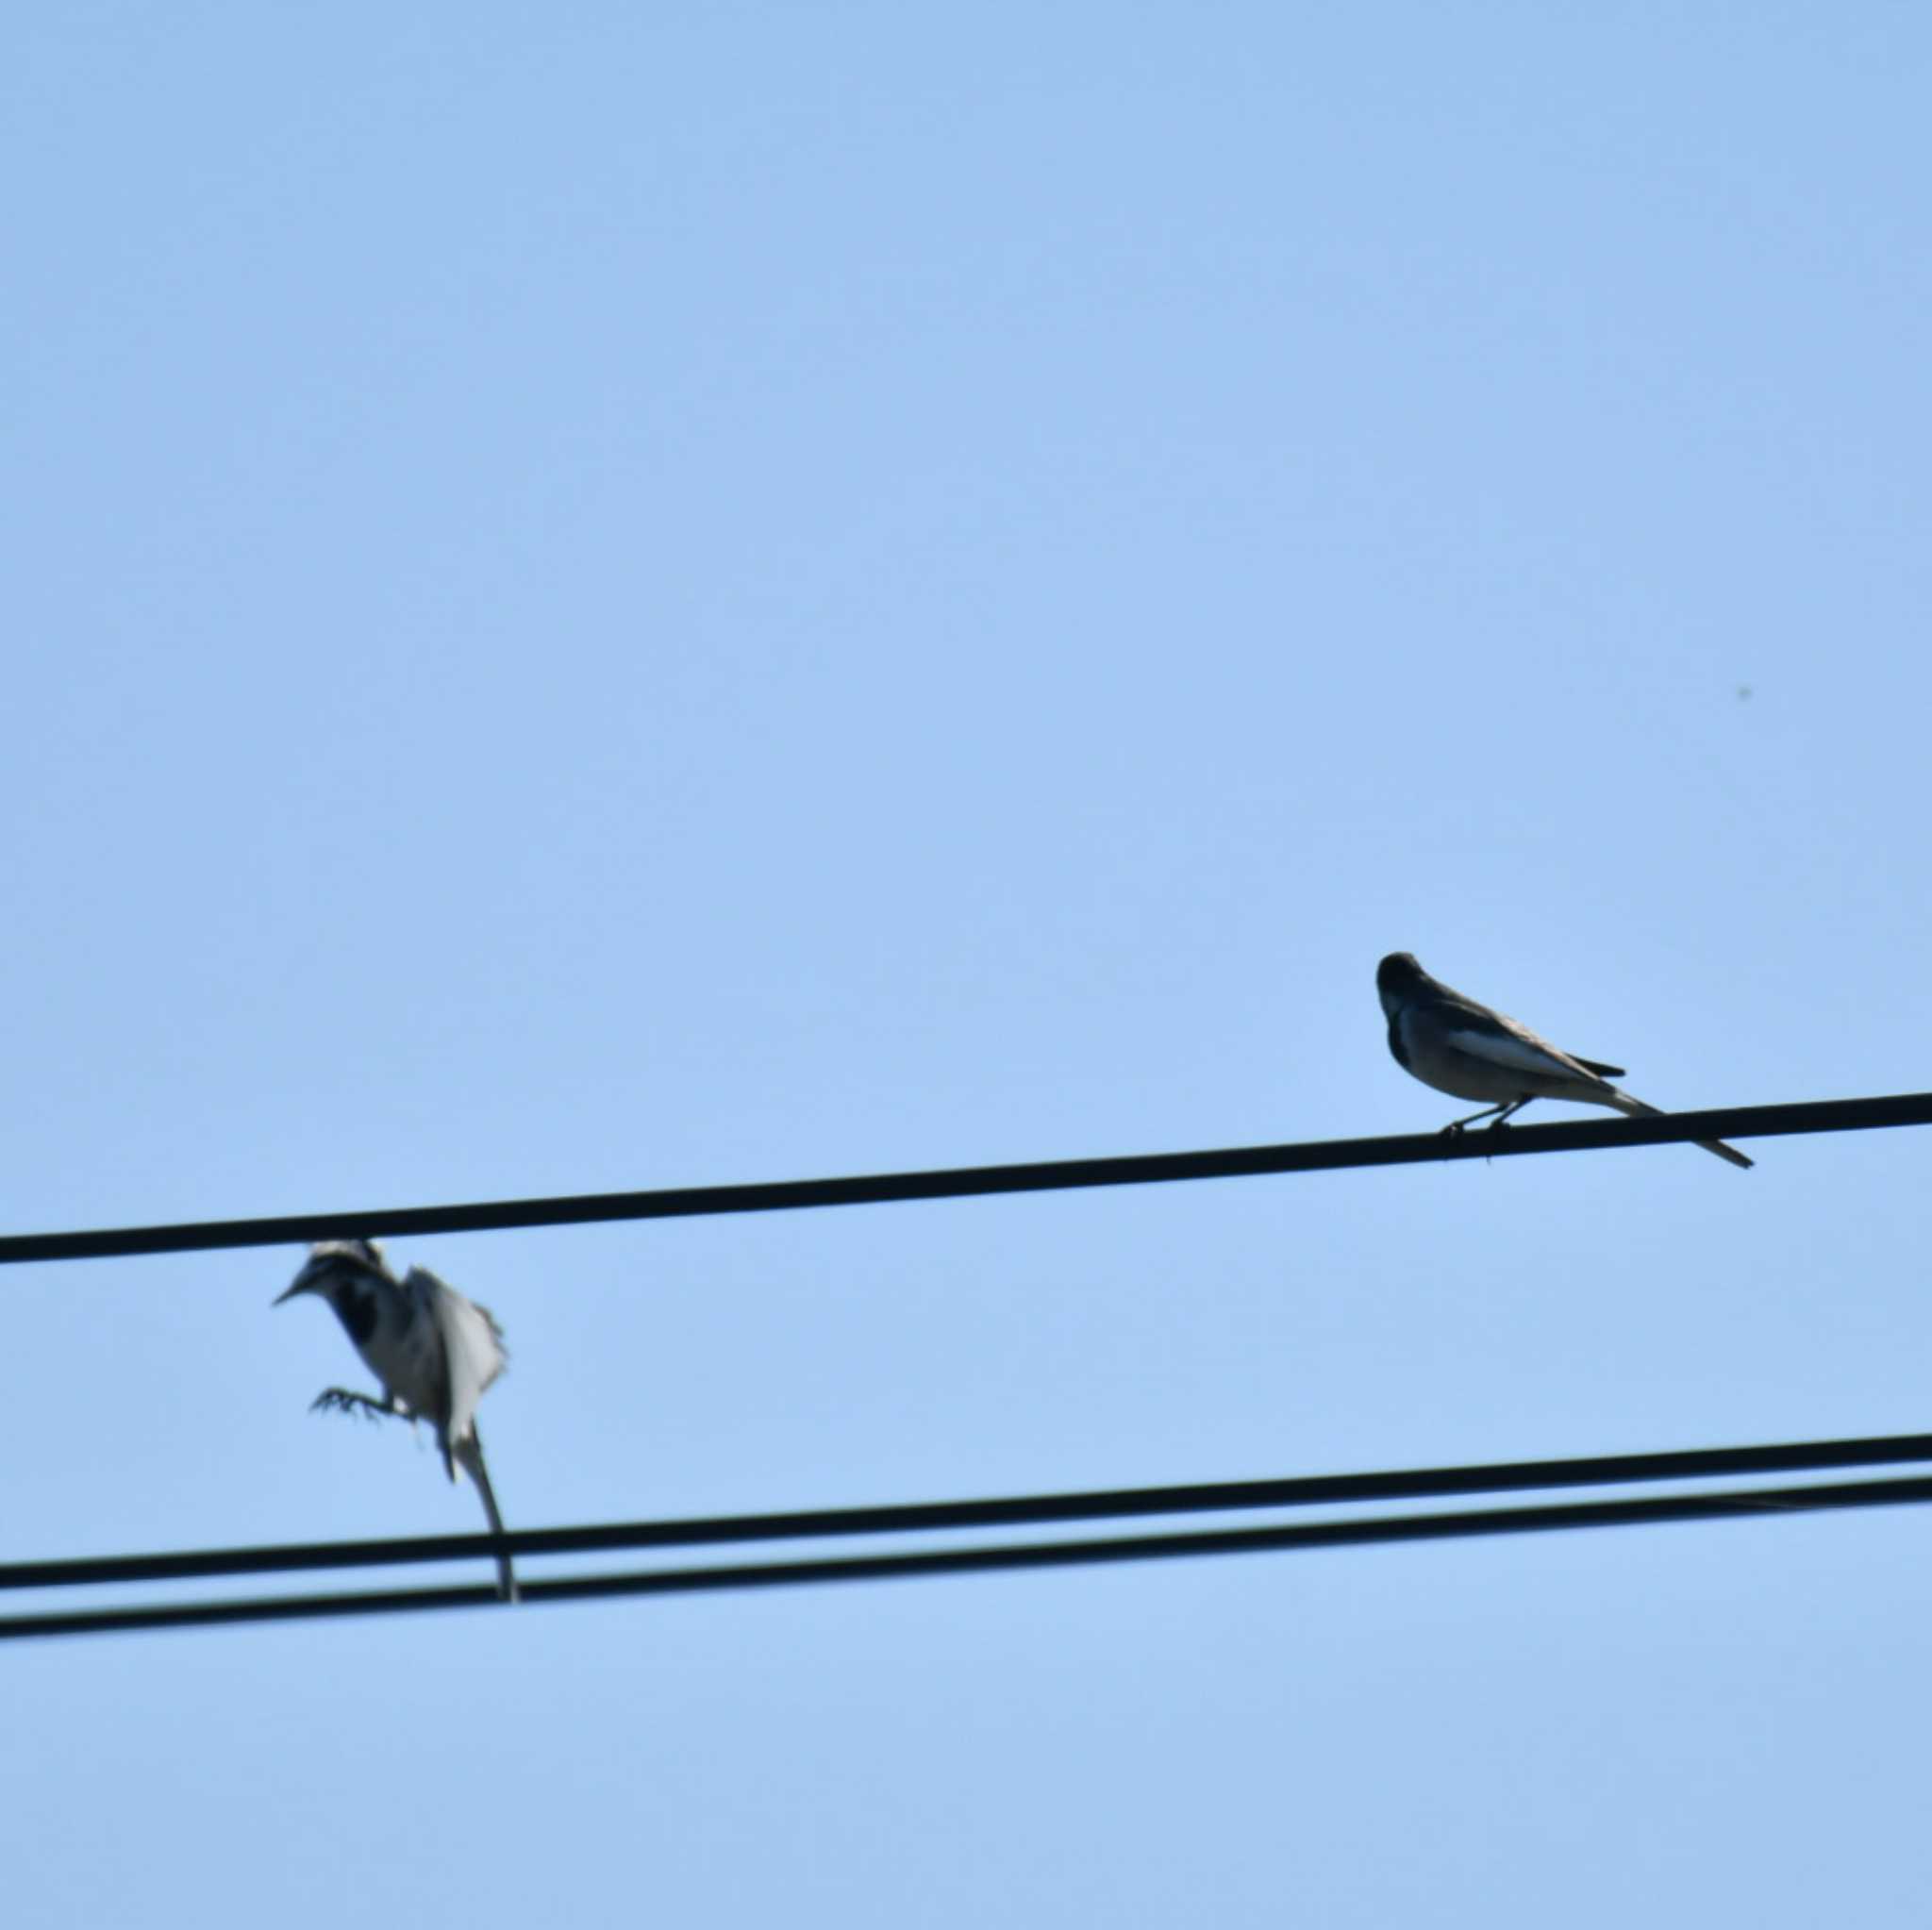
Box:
275 1238 519 1602
1375 952 1753 1170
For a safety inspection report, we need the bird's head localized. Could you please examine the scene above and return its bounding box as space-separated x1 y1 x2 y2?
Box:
274 1238 391 1307
1376 952 1430 1018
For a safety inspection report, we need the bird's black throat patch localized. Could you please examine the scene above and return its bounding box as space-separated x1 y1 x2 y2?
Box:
331 1283 378 1346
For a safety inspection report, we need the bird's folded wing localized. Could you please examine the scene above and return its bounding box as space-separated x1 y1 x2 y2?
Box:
1441 1023 1604 1086
408 1267 508 1446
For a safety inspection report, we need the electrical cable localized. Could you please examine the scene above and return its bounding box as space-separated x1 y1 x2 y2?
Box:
8 1427 1932 1592
8 1468 1931 1641
2 1090 1928 1266
9 1430 1932 1640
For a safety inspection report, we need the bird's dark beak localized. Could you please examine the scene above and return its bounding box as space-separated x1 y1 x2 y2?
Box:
274 1274 317 1306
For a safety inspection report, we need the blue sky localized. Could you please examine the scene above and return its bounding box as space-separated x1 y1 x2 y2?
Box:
5 3 1931 1922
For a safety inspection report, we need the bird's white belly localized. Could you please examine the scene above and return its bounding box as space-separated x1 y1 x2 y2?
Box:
1398 1015 1552 1103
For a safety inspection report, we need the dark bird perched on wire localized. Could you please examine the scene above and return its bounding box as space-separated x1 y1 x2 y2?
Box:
276 1239 519 1601
1375 952 1753 1171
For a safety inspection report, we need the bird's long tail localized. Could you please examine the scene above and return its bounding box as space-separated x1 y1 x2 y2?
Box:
453 1430 520 1604
1606 1091 1753 1170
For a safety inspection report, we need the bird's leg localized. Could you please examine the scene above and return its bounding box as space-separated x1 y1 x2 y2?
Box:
1440 1101 1515 1135
1476 1098 1536 1159
310 1387 399 1423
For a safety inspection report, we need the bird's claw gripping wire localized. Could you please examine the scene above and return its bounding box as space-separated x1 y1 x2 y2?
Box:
1438 1114 1516 1163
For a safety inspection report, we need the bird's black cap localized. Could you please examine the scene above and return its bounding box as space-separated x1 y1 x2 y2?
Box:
1376 953 1427 994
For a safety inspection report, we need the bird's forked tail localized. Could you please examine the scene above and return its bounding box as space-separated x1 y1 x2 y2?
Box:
1605 1091 1754 1171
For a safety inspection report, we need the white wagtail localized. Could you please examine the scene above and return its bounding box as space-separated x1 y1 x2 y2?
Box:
276 1239 520 1600
1376 953 1753 1170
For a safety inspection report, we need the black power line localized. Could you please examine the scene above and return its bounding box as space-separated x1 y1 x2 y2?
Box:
8 1470 1932 1642
9 1428 1932 1593
3 1090 1929 1267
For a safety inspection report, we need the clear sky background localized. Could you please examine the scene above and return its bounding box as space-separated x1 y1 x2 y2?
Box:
5 3 1929 1922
